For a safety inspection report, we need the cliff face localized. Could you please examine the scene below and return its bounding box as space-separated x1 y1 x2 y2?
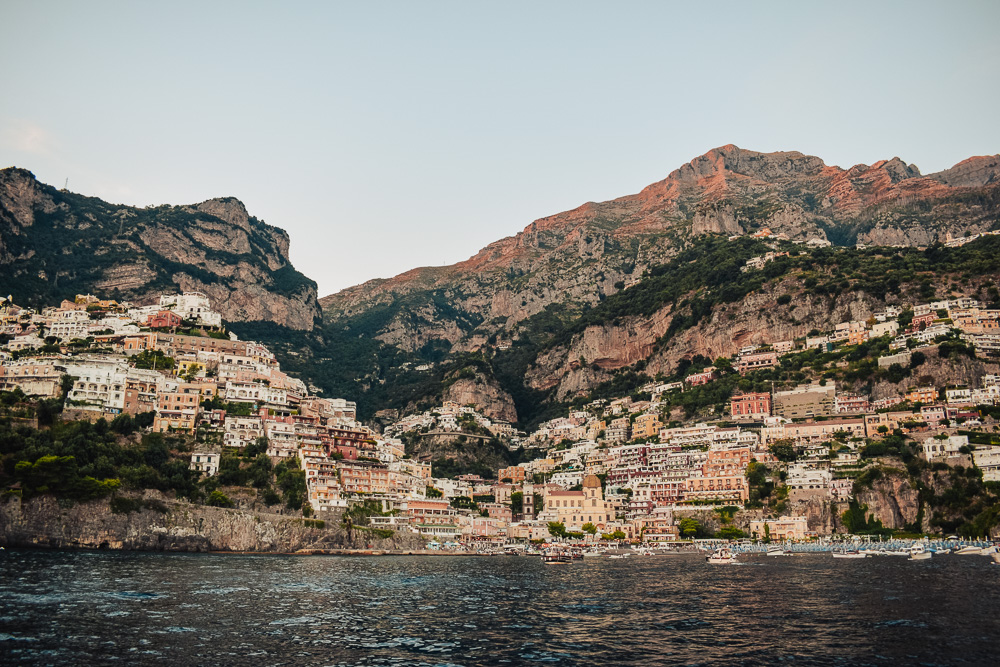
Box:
0 493 422 552
442 370 518 423
0 168 320 330
525 278 890 401
856 474 922 531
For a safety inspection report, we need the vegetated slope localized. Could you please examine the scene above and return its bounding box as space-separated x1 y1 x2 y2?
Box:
0 168 320 330
250 233 1000 428
312 146 1000 421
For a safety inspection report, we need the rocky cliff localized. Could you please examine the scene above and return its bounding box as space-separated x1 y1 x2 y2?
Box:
322 145 1000 331
311 145 1000 420
0 493 422 552
0 168 320 330
442 369 518 422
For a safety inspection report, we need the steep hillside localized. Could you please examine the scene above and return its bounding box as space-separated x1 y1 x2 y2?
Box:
0 168 320 329
321 145 1000 350
253 234 1000 427
308 146 1000 423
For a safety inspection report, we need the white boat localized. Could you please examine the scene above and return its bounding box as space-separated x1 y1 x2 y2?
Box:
832 550 867 559
930 548 951 555
607 553 628 560
980 545 997 555
542 549 571 564
992 552 1000 565
909 544 932 561
766 548 790 557
707 548 737 564
955 545 984 555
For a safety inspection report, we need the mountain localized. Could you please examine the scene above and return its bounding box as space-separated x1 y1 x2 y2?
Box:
0 168 320 329
311 146 1000 422
322 145 1000 346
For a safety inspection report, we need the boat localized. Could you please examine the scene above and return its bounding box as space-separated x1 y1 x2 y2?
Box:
542 549 571 564
930 547 951 555
766 548 790 557
832 550 867 559
707 547 737 564
909 544 932 561
992 552 1000 565
955 545 984 555
980 545 997 555
607 553 628 559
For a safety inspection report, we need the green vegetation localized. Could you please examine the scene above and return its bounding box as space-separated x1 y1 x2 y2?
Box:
132 349 175 371
341 500 394 539
248 232 1000 429
0 419 201 501
0 176 316 311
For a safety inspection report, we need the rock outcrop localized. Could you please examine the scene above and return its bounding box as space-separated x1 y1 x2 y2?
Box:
856 472 922 531
0 168 321 330
442 370 518 422
0 493 422 552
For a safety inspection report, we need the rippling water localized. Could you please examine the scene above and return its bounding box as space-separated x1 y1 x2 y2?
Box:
1 549 998 665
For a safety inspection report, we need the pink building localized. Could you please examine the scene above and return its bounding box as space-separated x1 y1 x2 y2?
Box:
730 392 771 419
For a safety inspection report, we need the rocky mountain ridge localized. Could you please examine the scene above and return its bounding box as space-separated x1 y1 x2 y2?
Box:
310 146 999 422
320 145 1000 350
0 167 320 330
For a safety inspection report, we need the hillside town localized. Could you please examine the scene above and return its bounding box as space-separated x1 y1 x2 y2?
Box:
2 290 1000 547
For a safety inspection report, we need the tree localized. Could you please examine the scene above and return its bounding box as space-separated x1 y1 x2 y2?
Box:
769 439 798 463
132 350 175 370
426 486 443 498
182 363 202 382
717 525 746 540
451 496 478 510
679 517 703 538
601 529 626 541
207 490 234 508
582 522 598 535
510 491 524 515
547 521 567 538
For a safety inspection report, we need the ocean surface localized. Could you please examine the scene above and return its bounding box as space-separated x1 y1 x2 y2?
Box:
1 550 998 666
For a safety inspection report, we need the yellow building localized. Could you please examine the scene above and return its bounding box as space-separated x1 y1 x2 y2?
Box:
905 386 938 403
749 516 810 541
632 413 662 440
541 474 612 531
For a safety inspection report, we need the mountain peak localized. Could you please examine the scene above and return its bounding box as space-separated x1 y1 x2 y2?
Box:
195 197 251 230
930 154 1000 188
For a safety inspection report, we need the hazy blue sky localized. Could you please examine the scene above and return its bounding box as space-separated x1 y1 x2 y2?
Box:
2 1 998 296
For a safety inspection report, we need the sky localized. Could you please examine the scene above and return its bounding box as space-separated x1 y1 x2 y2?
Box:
1 1 999 296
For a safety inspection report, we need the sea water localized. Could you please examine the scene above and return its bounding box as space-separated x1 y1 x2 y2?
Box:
1 549 998 665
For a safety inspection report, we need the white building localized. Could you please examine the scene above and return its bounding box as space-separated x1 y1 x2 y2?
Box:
921 434 968 460
159 292 223 327
190 451 221 476
47 309 91 341
223 415 264 448
62 358 129 412
973 446 1000 482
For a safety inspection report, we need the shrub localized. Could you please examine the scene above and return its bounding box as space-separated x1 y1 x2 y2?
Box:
207 490 234 508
